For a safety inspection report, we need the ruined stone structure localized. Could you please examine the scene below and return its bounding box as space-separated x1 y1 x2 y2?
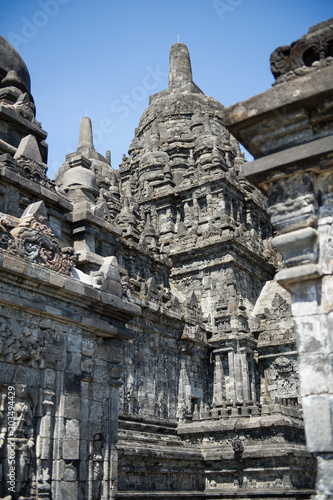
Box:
0 30 319 499
224 18 333 499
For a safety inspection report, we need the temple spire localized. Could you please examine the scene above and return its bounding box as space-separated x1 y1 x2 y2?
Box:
168 43 193 88
78 116 94 149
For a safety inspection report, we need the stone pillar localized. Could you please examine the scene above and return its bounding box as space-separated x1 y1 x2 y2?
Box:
107 372 122 500
36 369 56 499
224 18 333 498
213 344 255 403
52 370 80 500
227 349 236 401
248 350 256 402
212 353 224 404
178 357 191 413
240 348 251 401
168 43 193 89
232 347 254 402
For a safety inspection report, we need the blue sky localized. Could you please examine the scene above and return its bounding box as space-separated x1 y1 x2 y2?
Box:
1 0 332 179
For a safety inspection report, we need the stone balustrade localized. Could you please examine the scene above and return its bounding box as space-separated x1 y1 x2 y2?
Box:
181 398 303 422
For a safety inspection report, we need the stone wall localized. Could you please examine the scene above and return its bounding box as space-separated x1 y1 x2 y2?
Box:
0 249 137 499
224 17 333 499
0 33 319 499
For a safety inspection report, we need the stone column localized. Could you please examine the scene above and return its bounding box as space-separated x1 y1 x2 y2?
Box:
36 369 56 499
107 381 121 500
240 348 251 401
227 349 236 401
178 356 192 413
224 19 333 498
52 369 80 500
212 352 224 404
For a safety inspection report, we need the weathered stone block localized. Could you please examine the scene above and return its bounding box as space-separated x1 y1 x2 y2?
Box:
66 352 82 375
276 263 323 288
66 329 82 353
316 453 333 496
322 276 333 315
294 314 328 355
63 395 81 420
62 437 80 460
65 418 80 439
63 463 77 482
290 280 320 317
298 353 332 396
55 480 78 500
64 372 81 395
14 134 42 163
51 459 65 481
302 395 333 452
273 227 318 267
43 368 56 386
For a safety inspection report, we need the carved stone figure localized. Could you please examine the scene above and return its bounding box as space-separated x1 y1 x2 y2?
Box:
91 437 104 500
232 437 244 461
273 357 299 398
0 212 76 276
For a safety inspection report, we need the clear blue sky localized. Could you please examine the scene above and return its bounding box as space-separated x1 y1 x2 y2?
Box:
1 0 332 179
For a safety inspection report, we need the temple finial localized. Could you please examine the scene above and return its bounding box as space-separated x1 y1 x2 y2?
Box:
168 42 192 88
78 116 94 149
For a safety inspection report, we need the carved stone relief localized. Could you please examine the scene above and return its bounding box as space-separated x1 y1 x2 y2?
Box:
265 356 299 400
0 215 75 275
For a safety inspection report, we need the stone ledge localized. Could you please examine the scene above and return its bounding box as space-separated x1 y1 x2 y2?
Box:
119 444 202 460
170 239 275 275
202 443 310 460
135 297 183 321
224 65 333 140
116 489 315 498
242 135 333 189
0 251 140 330
117 493 206 498
75 250 104 266
177 413 303 435
0 103 47 140
69 203 121 235
119 413 177 428
0 163 73 212
0 286 133 339
275 263 323 289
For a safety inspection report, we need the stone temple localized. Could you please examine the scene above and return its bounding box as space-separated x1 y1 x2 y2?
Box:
0 19 332 499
